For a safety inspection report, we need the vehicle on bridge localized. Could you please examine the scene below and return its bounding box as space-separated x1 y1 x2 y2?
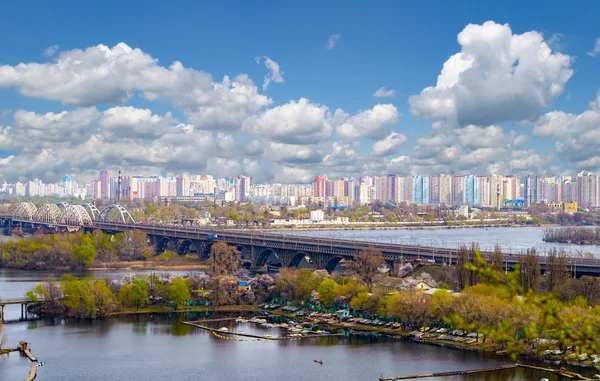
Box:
207 234 218 240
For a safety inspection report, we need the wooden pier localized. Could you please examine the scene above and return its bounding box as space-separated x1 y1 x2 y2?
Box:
183 321 343 341
379 364 519 380
380 364 593 380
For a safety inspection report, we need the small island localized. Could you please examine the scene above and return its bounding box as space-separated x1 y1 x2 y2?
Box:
543 226 600 246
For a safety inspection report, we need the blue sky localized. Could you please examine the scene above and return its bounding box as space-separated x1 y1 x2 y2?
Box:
0 0 599 183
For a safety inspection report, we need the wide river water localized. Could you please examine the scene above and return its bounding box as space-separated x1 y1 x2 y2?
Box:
0 268 590 381
277 226 600 257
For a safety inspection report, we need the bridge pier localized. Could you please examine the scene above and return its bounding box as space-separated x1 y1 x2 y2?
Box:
0 305 4 321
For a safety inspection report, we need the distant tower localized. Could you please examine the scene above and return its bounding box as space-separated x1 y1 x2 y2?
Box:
496 184 501 210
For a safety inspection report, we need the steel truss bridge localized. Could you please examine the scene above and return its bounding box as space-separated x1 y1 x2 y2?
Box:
4 202 600 275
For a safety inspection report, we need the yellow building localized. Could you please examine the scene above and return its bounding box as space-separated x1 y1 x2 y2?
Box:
563 201 578 213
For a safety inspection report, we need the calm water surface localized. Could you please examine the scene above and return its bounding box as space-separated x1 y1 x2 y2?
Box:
0 269 588 381
278 227 600 257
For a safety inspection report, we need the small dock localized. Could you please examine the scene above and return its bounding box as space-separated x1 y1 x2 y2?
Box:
379 364 519 380
183 321 343 341
25 365 37 381
380 364 593 380
518 364 591 380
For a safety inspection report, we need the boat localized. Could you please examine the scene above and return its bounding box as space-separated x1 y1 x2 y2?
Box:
218 327 229 332
313 360 323 365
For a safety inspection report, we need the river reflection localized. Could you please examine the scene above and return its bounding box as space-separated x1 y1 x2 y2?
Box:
0 312 591 381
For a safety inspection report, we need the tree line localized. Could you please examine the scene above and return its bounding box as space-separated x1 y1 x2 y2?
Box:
0 230 153 269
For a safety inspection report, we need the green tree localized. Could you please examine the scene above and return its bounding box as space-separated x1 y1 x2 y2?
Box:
169 278 191 309
131 279 149 309
294 269 321 301
317 278 337 305
73 239 96 267
118 284 134 307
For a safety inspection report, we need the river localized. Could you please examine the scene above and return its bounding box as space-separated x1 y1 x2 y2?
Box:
0 269 588 380
276 226 600 257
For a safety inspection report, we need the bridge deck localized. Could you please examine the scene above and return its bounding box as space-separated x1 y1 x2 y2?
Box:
0 298 32 306
5 215 600 275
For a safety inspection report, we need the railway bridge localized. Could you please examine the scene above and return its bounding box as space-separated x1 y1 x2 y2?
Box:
4 202 600 276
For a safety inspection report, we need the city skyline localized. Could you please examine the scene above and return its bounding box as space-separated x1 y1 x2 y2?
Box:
4 169 600 211
0 2 599 184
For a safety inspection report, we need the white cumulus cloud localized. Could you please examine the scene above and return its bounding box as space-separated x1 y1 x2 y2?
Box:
256 56 284 91
409 21 573 128
336 104 399 139
0 42 272 129
373 87 395 97
243 98 333 144
371 132 407 156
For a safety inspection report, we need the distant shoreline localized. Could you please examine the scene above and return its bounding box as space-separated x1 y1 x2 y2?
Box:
267 223 547 232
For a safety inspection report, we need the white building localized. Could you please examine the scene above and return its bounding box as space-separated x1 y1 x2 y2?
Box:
310 209 325 221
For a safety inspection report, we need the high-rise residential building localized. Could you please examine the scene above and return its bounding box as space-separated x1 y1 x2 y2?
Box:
429 175 440 205
176 174 190 197
120 176 138 200
412 175 429 204
463 175 475 205
503 176 519 201
234 176 247 202
478 176 491 207
332 179 345 198
452 176 464 206
439 174 453 205
313 176 327 197
14 182 26 196
577 171 599 208
63 175 72 194
387 174 398 203
376 176 389 203
99 170 111 200
402 176 413 203
358 183 371 205
90 180 101 200
524 175 538 207
345 179 357 202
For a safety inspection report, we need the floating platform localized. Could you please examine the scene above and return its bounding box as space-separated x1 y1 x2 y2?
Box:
183 321 342 341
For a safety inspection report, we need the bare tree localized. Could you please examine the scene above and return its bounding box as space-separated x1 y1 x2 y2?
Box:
491 244 504 273
518 248 540 293
546 248 569 294
210 241 240 276
349 246 385 287
456 245 469 290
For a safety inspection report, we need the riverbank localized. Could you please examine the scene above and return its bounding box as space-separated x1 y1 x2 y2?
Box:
268 222 536 231
108 304 259 316
0 260 209 272
270 307 600 372
88 261 208 271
